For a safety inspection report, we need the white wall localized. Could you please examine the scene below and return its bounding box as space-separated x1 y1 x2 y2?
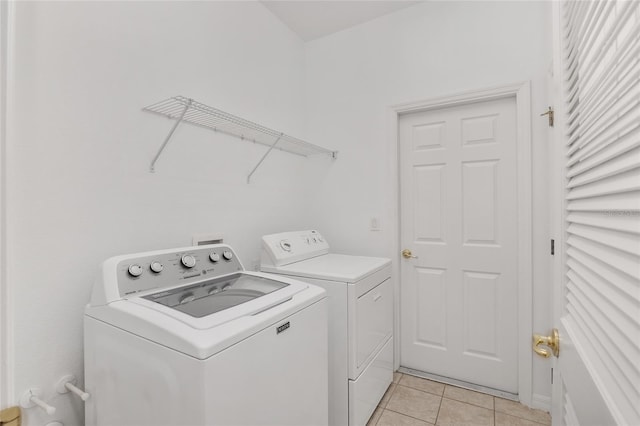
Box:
6 2 330 425
303 1 553 406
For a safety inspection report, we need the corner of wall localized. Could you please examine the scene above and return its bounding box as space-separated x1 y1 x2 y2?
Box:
0 0 16 409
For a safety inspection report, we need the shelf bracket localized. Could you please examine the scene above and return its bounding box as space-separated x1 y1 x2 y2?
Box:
150 99 192 172
247 133 283 183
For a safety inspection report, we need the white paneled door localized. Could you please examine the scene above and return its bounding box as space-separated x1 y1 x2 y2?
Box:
399 97 519 393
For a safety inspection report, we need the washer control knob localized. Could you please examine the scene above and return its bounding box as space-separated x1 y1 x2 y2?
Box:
209 252 220 262
280 240 292 252
150 261 163 273
181 254 197 268
222 251 233 261
128 264 143 277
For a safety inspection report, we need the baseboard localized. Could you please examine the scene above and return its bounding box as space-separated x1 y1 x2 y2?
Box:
531 393 551 412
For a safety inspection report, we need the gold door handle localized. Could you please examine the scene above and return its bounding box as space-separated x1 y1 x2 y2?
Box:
533 328 559 358
402 249 418 259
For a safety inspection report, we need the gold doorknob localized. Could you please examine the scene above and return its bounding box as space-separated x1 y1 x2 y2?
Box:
533 328 559 358
402 249 417 259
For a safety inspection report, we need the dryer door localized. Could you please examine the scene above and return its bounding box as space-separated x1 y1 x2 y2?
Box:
352 277 393 377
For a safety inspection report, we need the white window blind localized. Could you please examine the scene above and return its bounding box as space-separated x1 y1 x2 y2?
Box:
562 1 640 424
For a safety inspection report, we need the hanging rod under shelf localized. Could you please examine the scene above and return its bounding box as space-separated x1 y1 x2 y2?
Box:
142 96 337 179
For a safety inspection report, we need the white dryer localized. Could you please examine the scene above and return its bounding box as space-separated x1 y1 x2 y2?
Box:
261 230 393 426
85 243 328 426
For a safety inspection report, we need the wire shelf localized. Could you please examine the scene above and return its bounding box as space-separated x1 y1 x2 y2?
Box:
143 96 337 177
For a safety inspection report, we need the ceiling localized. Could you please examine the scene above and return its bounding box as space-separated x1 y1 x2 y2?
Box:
262 1 422 42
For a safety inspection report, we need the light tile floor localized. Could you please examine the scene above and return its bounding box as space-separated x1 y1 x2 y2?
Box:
367 372 551 426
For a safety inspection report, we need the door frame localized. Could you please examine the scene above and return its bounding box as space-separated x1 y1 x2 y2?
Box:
549 1 567 421
388 81 533 405
0 0 15 409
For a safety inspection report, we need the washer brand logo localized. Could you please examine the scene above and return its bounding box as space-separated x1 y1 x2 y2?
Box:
276 322 290 334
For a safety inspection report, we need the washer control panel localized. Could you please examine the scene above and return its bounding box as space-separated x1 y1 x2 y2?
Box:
116 244 243 298
261 230 329 267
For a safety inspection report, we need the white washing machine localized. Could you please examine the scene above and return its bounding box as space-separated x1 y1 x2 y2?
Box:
261 231 393 426
85 243 328 426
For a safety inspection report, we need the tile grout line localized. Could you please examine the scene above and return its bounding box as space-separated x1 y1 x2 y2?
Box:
385 377 444 425
494 410 551 426
493 396 496 426
384 406 438 425
396 382 445 398
395 380 446 425
434 392 443 426
374 379 398 425
441 395 495 411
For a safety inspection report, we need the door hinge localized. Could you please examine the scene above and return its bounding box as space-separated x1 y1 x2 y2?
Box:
541 106 554 127
551 367 554 384
551 239 555 255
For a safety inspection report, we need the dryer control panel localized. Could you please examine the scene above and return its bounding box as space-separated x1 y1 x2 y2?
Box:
261 230 329 267
91 244 244 305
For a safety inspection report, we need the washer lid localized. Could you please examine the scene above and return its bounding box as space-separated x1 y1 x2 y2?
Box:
85 272 327 360
262 253 390 283
125 272 307 331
